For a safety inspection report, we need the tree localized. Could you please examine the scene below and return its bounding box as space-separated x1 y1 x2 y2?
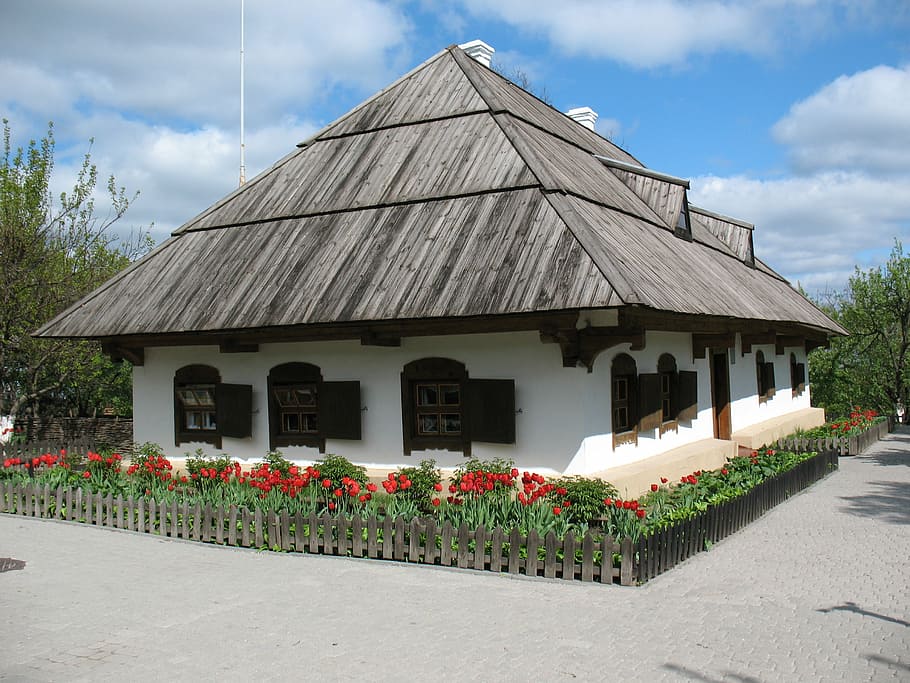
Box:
0 120 149 418
809 241 910 420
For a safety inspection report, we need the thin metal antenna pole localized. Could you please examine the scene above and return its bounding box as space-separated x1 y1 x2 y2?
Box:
239 0 246 186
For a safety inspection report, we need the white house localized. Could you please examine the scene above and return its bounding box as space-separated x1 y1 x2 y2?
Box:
35 42 844 485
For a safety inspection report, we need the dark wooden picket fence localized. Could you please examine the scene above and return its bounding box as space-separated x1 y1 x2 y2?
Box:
634 449 839 583
775 418 893 456
1 440 97 462
0 481 636 585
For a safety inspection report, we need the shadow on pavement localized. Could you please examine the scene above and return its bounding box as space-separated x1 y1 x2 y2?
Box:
866 654 910 673
837 480 910 525
0 557 26 572
818 601 910 627
661 663 761 682
858 427 910 467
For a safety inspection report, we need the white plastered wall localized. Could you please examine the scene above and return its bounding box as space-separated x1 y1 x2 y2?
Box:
727 335 812 434
132 329 814 475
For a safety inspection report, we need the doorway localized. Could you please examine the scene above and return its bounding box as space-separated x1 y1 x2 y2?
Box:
710 349 732 440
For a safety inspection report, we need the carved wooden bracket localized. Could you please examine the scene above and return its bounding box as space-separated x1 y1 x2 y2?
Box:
541 326 645 372
360 330 401 347
806 337 830 353
219 340 259 353
692 333 735 360
775 335 805 355
740 332 776 356
101 344 145 366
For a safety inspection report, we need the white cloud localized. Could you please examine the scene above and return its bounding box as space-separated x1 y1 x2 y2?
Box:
691 171 910 294
456 0 848 68
772 65 910 175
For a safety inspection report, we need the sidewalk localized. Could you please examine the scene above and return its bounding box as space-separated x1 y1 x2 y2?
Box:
2 428 909 681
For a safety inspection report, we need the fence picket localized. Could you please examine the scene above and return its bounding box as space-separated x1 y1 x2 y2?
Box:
457 523 470 568
351 515 363 558
490 527 504 573
423 518 437 565
526 529 541 578
382 516 393 560
367 515 378 558
509 528 523 575
544 531 558 579
407 518 421 562
562 530 576 580
473 524 486 571
440 522 454 567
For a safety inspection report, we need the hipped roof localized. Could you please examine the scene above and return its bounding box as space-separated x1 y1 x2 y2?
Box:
36 45 844 340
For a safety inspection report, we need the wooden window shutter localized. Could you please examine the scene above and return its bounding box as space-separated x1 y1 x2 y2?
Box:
215 383 252 438
797 363 806 393
637 373 662 431
319 381 362 440
762 363 776 398
466 379 515 444
677 371 698 421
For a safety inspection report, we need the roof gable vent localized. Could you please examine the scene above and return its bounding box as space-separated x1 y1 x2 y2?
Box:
566 106 598 131
458 40 495 68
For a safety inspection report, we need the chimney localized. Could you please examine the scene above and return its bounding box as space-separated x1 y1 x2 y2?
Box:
459 39 495 68
566 106 598 131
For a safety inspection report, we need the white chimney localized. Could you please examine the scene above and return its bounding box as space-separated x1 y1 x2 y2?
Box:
459 39 495 68
566 106 598 131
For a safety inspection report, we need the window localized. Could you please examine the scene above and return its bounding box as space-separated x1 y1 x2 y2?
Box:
268 362 361 452
790 353 806 398
756 351 776 403
612 354 638 447
631 354 699 444
674 193 692 240
174 365 252 448
401 358 514 456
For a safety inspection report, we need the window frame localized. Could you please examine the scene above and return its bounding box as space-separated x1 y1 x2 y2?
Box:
756 350 776 403
267 362 362 452
657 353 679 436
611 353 638 448
174 365 222 448
401 358 515 456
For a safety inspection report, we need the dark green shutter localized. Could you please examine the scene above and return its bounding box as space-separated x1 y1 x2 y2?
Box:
677 371 698 421
638 373 662 431
466 379 515 444
216 384 252 438
319 381 362 440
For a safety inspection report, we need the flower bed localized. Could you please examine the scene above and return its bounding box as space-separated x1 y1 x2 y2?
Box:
1 443 842 584
776 408 893 455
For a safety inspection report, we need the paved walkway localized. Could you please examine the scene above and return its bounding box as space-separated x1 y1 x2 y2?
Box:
2 429 909 682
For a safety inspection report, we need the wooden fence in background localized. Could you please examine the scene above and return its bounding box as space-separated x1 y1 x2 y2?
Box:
634 449 839 583
775 418 893 456
0 482 635 585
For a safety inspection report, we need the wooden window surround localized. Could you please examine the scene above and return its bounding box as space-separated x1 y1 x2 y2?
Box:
268 362 361 453
790 353 806 398
636 354 699 440
401 357 515 457
658 353 678 436
756 350 776 403
174 364 252 449
612 353 638 448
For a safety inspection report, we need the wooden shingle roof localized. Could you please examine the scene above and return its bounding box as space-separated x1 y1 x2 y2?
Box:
36 45 845 341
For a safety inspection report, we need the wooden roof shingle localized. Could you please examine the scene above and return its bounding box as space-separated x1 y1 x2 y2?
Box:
36 44 844 341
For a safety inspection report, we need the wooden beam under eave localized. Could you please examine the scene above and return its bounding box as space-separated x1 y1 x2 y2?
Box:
578 327 645 373
806 337 830 353
101 343 144 366
692 333 735 360
539 326 580 368
360 330 401 347
740 332 776 356
775 335 805 355
219 341 259 353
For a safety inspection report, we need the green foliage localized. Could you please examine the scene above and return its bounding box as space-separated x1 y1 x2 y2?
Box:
314 453 367 488
548 476 618 526
809 241 910 420
391 459 441 514
185 451 235 478
0 120 151 419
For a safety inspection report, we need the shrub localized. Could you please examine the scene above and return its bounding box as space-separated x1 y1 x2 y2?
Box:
548 476 618 527
315 454 367 489
388 459 441 514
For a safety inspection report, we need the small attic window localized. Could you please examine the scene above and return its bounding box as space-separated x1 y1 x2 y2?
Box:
675 194 692 240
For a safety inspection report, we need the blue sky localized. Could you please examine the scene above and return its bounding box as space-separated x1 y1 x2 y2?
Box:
2 0 909 297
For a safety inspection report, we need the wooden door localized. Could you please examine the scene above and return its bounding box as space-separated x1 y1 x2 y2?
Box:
710 350 732 440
